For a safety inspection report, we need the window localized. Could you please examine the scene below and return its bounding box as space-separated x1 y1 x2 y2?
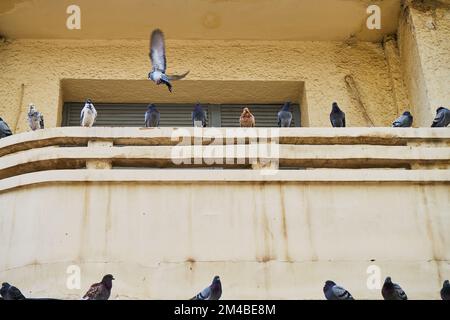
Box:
62 103 301 127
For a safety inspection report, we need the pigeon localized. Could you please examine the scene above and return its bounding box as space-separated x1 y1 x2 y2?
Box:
192 103 207 127
80 99 97 127
323 281 354 300
0 282 26 300
392 111 413 127
431 107 450 127
27 103 44 131
144 104 160 127
278 102 293 127
381 277 407 300
330 102 346 127
148 29 189 93
82 274 115 300
440 280 450 300
240 107 255 127
0 117 13 138
191 276 222 300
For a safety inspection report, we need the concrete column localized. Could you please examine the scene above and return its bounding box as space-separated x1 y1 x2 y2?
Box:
86 140 113 169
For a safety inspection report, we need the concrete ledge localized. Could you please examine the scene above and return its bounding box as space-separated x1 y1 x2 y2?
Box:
1 169 449 193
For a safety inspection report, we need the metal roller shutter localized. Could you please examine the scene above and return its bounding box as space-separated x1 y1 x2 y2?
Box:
62 103 300 127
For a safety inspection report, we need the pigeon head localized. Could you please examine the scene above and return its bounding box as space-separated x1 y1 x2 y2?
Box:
384 277 392 284
194 103 203 111
444 280 450 287
212 276 220 283
402 111 412 116
332 102 341 112
86 99 92 104
324 280 336 289
147 104 156 110
436 107 446 112
0 117 3 122
1 282 11 290
28 103 36 113
282 102 291 112
102 274 115 282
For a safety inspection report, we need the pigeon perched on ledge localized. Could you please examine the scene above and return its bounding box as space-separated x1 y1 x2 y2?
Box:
27 103 44 131
0 282 26 300
278 102 293 127
148 29 189 93
80 99 97 127
192 103 207 127
330 102 346 127
381 277 407 300
440 280 450 300
0 117 13 138
145 104 160 127
431 107 450 127
392 111 413 127
82 274 115 300
191 276 222 300
323 280 354 300
240 107 255 127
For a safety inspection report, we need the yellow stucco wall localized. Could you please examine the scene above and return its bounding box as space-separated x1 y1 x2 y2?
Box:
1 38 401 132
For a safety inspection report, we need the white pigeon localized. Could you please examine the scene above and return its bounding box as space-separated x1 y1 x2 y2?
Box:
80 99 97 127
27 103 44 131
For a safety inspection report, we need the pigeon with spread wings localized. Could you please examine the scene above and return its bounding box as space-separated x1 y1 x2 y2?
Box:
148 29 189 93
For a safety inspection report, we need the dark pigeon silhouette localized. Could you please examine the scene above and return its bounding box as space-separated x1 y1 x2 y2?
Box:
381 277 407 300
0 117 13 138
330 102 346 127
192 103 207 127
144 104 160 127
431 107 450 127
278 102 293 127
323 280 354 300
0 282 26 300
392 111 413 127
148 29 189 93
191 276 222 300
82 274 115 300
441 280 450 300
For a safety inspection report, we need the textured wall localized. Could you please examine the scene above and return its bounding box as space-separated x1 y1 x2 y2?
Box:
0 180 448 299
398 0 450 126
0 39 399 132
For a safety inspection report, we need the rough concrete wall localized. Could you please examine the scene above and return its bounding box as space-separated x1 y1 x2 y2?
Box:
0 39 398 131
398 0 450 126
0 181 448 299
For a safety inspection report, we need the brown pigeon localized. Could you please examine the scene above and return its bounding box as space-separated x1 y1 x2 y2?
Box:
82 274 115 300
239 107 255 127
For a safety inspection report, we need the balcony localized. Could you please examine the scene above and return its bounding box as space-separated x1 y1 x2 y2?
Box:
0 127 449 299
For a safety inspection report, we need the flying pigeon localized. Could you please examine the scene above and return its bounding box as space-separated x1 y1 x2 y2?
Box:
431 107 450 127
381 277 407 300
148 29 189 93
240 107 255 127
440 280 450 300
0 117 13 138
323 280 354 300
278 102 293 127
144 104 160 127
80 99 97 127
0 282 26 300
82 274 115 300
191 276 222 300
392 111 413 127
330 102 346 127
27 103 44 131
192 103 207 127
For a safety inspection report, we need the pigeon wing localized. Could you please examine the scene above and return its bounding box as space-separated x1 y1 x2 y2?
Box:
332 285 352 300
0 120 12 136
394 284 407 300
80 108 86 126
150 29 167 73
167 70 190 81
39 114 45 129
9 286 26 300
192 285 211 300
83 283 101 300
432 110 445 127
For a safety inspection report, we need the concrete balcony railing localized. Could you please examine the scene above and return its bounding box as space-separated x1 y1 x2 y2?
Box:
0 127 449 300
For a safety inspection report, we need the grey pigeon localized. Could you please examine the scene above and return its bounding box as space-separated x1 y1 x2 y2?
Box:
392 111 413 127
330 102 346 127
0 282 26 300
27 103 44 131
278 102 293 127
323 280 354 300
431 107 450 127
144 104 160 127
0 117 13 138
148 29 189 93
192 103 207 127
381 277 407 300
441 280 450 300
80 99 97 127
191 276 222 300
82 274 114 300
